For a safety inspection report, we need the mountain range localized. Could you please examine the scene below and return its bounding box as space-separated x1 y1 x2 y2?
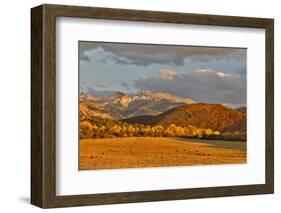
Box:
80 90 194 120
80 90 246 133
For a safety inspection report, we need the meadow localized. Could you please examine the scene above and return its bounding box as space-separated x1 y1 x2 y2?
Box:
80 137 246 170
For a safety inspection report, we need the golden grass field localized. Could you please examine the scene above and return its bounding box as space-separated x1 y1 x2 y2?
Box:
79 137 246 170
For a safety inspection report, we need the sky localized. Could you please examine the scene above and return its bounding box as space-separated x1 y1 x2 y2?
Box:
79 41 246 107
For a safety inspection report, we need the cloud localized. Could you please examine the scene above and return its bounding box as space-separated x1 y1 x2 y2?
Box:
134 68 246 105
80 81 107 90
216 72 232 78
94 83 106 88
120 82 130 90
79 41 246 66
160 68 176 80
235 67 247 80
79 53 90 62
196 69 233 78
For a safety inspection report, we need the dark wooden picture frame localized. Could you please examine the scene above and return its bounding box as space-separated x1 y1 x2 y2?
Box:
31 4 274 208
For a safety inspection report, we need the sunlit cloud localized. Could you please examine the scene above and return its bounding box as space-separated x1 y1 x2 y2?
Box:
160 68 176 80
135 68 246 105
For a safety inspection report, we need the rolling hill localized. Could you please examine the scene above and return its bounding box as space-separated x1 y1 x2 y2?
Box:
122 103 246 133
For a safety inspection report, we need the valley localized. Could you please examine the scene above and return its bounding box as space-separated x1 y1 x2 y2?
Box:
79 90 247 169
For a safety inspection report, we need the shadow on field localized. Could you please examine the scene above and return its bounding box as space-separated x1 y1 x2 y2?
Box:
174 137 247 151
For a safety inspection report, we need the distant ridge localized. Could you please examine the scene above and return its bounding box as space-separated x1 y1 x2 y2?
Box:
122 103 246 133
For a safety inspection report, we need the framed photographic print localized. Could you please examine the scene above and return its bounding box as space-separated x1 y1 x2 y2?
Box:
31 4 274 208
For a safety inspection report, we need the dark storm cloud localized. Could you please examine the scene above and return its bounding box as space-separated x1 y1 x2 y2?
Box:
79 41 246 66
134 69 246 105
79 42 92 62
79 53 90 62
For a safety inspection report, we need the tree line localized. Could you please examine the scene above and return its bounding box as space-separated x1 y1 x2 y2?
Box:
80 115 246 141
